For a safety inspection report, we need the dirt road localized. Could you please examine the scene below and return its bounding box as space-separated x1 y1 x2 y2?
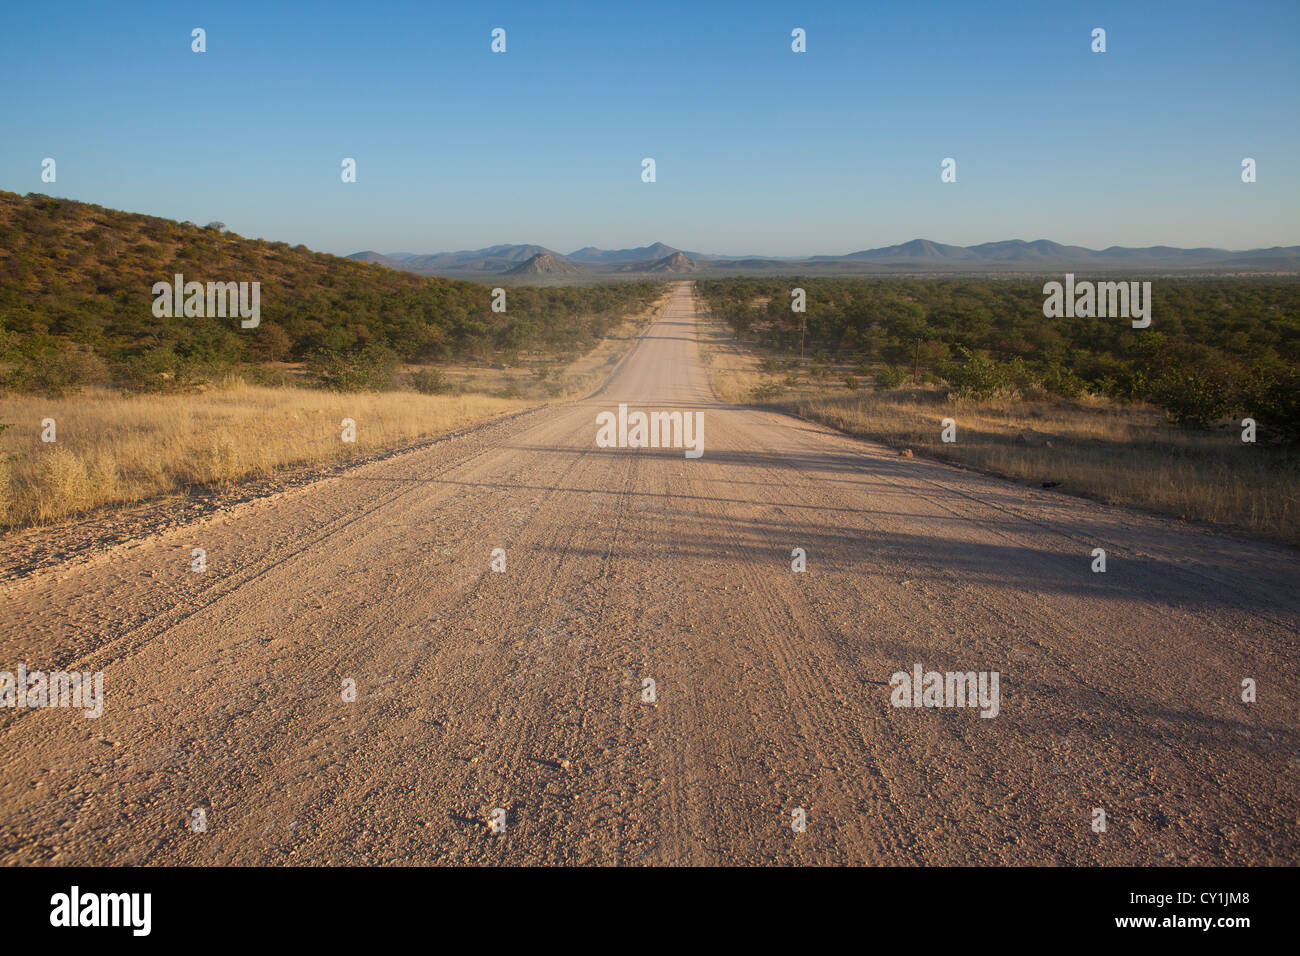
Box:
2 282 1297 865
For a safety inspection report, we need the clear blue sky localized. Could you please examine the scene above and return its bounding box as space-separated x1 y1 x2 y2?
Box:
1 0 1296 257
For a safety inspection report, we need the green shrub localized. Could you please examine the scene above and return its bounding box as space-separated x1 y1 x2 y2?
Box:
1147 369 1231 428
115 346 199 393
1241 366 1300 444
312 343 399 392
5 347 106 396
409 368 453 395
874 365 905 390
939 350 1014 400
1041 361 1086 399
750 380 785 401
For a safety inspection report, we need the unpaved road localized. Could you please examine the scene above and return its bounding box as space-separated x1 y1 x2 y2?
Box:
2 282 1297 866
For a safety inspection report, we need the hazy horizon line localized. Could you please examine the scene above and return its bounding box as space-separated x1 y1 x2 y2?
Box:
8 186 1298 262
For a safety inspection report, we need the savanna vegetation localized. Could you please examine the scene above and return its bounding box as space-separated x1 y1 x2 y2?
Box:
0 190 663 395
697 276 1300 441
697 277 1300 543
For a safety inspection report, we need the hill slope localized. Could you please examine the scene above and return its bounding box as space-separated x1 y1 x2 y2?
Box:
505 252 585 276
0 191 661 393
566 242 684 264
645 252 699 273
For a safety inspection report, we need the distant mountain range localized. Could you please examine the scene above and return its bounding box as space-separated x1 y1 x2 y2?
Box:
349 239 1300 278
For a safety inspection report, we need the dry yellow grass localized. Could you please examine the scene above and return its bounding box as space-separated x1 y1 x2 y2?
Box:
0 385 532 529
699 310 1300 545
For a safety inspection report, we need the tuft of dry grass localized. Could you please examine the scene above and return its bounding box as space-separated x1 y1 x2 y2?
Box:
700 310 1300 545
0 454 9 523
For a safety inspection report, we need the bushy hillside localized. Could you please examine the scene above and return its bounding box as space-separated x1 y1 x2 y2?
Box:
0 191 662 393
